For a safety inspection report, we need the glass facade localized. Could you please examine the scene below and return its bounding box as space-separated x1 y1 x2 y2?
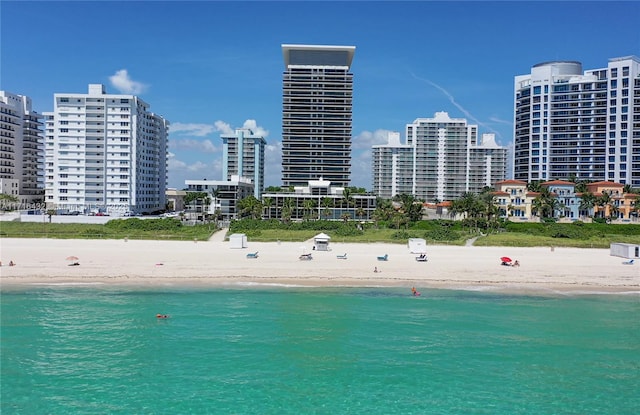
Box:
281 45 355 187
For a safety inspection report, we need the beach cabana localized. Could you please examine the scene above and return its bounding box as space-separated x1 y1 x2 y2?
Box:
229 233 248 249
610 243 640 259
408 238 427 254
313 233 331 251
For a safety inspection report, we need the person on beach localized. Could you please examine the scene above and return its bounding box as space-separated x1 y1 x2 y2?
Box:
9 260 15 266
512 260 520 267
374 267 379 273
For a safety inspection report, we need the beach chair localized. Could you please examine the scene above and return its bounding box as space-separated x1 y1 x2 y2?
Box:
246 251 259 259
622 259 634 265
415 254 427 262
299 253 313 261
336 253 347 260
377 254 388 261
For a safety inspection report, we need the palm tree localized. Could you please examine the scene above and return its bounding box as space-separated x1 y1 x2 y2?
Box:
263 197 273 220
341 188 354 219
630 195 640 220
391 211 407 229
478 188 498 222
527 180 543 193
372 198 393 227
454 192 484 232
209 187 220 214
532 187 557 219
578 191 596 218
574 179 589 194
281 198 294 224
321 197 333 220
397 194 424 222
237 196 262 219
448 198 464 220
595 192 612 219
303 199 316 221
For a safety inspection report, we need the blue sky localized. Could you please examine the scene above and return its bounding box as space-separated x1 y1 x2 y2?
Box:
3 1 639 190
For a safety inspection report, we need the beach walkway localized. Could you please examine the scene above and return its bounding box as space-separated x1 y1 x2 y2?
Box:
208 228 228 242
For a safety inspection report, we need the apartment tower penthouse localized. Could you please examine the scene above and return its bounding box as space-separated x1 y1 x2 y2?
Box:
221 128 266 199
405 112 507 202
0 91 44 205
513 56 640 187
281 44 355 187
44 84 169 214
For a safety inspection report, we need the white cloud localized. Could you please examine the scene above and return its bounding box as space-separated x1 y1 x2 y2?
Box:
264 141 282 186
167 119 272 186
241 119 270 137
170 123 215 136
167 157 187 170
350 149 374 189
187 161 209 172
168 157 223 188
214 120 234 135
352 129 396 149
109 69 148 94
169 138 218 153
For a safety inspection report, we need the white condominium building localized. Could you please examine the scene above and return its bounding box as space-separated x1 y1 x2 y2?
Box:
513 55 640 187
221 128 266 199
0 91 44 206
44 84 169 215
374 112 507 202
281 44 355 187
407 112 507 202
372 132 414 199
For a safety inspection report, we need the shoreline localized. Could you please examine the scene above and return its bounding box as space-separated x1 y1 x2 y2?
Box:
1 238 638 295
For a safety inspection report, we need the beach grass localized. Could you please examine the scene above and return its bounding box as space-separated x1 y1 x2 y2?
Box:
1 219 639 248
0 220 215 241
472 232 640 248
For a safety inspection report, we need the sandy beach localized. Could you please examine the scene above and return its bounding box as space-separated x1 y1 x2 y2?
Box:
0 235 638 294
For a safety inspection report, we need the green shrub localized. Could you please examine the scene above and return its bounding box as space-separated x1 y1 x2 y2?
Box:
426 227 458 241
391 230 412 240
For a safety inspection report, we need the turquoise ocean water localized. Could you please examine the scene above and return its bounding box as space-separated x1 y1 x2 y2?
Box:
1 286 639 414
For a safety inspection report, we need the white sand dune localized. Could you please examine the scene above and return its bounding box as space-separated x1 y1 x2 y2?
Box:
0 237 638 294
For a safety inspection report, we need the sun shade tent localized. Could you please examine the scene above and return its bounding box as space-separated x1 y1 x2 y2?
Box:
408 238 427 254
313 233 331 251
229 233 248 249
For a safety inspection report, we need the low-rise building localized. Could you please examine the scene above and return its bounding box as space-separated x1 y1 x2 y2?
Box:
541 180 581 220
493 179 536 220
261 177 376 222
184 175 254 222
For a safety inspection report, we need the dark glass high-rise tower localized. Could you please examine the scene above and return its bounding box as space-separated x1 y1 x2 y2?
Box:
281 44 355 187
